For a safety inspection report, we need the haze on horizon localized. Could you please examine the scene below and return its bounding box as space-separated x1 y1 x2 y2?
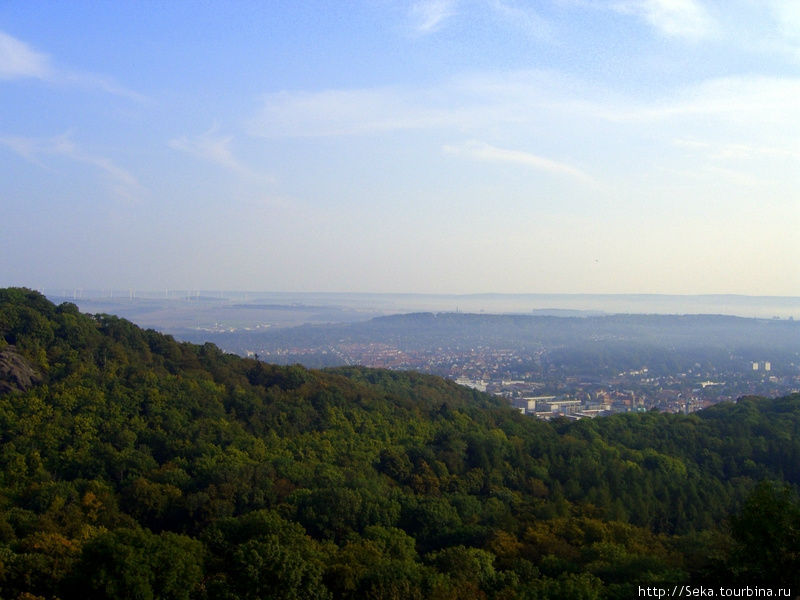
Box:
2 1 799 296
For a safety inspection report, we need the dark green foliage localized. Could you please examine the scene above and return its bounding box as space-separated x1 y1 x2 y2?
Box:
202 510 330 599
71 527 204 600
727 481 800 587
1 288 799 598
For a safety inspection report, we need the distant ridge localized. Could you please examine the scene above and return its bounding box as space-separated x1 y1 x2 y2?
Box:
41 291 800 336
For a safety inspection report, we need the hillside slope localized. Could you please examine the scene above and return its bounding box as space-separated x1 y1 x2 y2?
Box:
1 288 799 599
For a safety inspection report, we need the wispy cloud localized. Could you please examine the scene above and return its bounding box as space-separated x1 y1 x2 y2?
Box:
410 0 458 34
594 75 800 122
0 30 145 101
488 0 553 40
612 0 714 39
755 1 800 62
659 162 765 189
767 0 800 40
0 132 141 198
674 138 800 162
248 87 473 137
248 71 800 142
60 71 148 102
247 69 598 140
246 69 800 204
0 31 51 79
443 140 594 183
169 127 270 181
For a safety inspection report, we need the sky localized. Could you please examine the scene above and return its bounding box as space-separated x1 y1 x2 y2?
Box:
1 1 799 295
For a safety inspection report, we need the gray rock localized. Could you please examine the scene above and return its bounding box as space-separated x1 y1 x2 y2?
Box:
0 346 42 394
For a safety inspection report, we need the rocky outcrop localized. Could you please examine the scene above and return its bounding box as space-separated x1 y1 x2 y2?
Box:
0 346 41 394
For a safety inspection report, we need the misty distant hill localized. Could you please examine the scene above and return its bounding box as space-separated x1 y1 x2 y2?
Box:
177 311 800 371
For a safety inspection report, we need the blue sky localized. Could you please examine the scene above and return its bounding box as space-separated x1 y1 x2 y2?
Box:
2 1 799 295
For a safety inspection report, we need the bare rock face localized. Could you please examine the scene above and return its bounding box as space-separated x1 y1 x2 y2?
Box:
0 346 42 394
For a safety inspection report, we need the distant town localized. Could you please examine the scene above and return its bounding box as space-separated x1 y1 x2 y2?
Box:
48 293 800 421
255 342 798 420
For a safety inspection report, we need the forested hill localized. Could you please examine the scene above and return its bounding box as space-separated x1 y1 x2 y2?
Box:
1 287 800 599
